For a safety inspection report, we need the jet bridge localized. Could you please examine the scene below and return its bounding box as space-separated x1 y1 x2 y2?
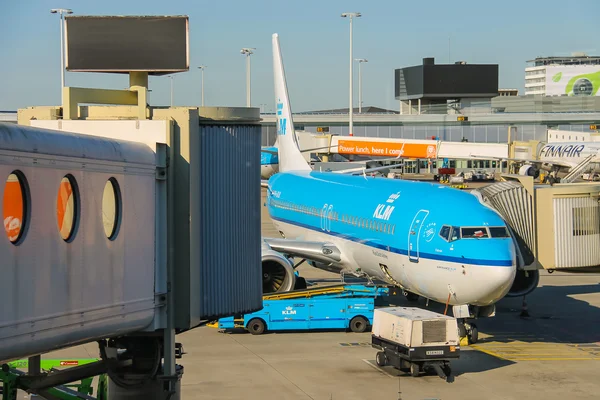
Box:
474 175 600 276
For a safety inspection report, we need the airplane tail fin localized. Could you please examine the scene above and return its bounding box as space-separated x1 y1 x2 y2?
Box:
272 33 311 173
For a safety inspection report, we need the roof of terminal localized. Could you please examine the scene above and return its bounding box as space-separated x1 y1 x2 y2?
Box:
527 56 600 65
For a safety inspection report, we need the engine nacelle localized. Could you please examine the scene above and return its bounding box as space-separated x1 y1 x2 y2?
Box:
505 269 539 297
307 260 344 274
261 243 296 294
518 164 540 179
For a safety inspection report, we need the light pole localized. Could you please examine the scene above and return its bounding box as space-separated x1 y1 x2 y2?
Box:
197 65 206 106
50 8 73 105
355 58 368 113
341 12 361 136
170 76 174 106
240 48 255 107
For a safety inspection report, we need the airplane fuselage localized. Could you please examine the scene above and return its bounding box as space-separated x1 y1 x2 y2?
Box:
266 171 517 307
539 142 600 173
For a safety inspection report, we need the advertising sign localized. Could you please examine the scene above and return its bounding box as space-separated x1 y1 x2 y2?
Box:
337 140 437 158
545 66 600 96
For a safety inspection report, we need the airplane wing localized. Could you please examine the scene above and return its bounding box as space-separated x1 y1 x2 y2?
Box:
263 237 342 264
469 154 573 169
261 144 338 155
333 162 405 175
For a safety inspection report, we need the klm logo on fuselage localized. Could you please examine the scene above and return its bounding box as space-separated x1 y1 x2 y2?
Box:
374 204 395 220
540 144 585 158
386 192 400 203
375 192 399 220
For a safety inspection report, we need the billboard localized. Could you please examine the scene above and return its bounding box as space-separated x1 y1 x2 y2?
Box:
545 66 600 96
395 64 499 100
423 64 498 98
337 139 437 158
65 16 189 74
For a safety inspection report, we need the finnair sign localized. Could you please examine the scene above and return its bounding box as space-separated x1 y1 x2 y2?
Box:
540 144 585 158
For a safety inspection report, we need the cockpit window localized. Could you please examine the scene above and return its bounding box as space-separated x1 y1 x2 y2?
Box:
450 226 460 241
439 226 450 241
461 227 489 239
489 227 510 238
439 225 460 242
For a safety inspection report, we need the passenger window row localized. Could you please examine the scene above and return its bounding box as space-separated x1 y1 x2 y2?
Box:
269 198 396 235
340 214 395 235
3 170 122 245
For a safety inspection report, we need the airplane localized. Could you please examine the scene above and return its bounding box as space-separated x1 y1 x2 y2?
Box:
261 143 280 179
260 142 399 179
473 141 600 184
260 33 519 344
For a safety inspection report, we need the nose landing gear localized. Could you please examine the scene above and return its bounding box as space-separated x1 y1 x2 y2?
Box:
457 319 478 344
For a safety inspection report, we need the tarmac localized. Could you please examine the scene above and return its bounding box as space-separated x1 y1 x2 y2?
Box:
26 185 600 400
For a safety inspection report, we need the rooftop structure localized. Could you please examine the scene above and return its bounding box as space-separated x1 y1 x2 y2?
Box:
525 53 600 96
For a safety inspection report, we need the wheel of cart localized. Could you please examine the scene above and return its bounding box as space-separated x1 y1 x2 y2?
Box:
376 351 387 367
409 362 421 377
247 318 266 335
349 316 369 333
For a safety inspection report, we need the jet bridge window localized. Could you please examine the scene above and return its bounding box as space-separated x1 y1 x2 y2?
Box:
461 227 489 239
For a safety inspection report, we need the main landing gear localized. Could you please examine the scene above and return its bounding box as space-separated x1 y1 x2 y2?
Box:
457 319 478 344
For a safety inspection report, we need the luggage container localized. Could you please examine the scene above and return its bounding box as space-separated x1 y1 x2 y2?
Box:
371 307 460 380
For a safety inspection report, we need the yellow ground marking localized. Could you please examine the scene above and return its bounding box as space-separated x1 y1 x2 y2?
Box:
470 338 600 361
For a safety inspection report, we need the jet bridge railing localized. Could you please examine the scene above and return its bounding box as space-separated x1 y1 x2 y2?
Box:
475 180 537 265
560 154 595 183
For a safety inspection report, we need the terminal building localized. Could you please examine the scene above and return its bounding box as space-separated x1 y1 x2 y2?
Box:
524 53 600 95
260 55 600 147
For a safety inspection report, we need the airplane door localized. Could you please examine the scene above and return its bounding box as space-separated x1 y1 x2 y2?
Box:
408 210 429 263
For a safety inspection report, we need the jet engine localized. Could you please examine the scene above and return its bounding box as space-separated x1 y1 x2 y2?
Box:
505 269 539 297
261 243 296 294
518 164 540 179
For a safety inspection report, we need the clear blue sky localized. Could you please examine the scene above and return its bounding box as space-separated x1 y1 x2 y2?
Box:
1 0 598 112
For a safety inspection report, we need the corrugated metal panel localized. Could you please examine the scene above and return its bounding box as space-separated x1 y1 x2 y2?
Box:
553 196 600 268
194 124 262 320
475 181 536 264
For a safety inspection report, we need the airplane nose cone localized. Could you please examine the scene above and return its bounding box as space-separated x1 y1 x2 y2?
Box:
473 242 517 305
483 265 517 305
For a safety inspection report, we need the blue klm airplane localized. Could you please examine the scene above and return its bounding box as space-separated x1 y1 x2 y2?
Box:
260 33 518 343
261 145 279 179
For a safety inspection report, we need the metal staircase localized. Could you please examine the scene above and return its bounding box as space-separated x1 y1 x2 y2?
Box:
560 154 595 183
